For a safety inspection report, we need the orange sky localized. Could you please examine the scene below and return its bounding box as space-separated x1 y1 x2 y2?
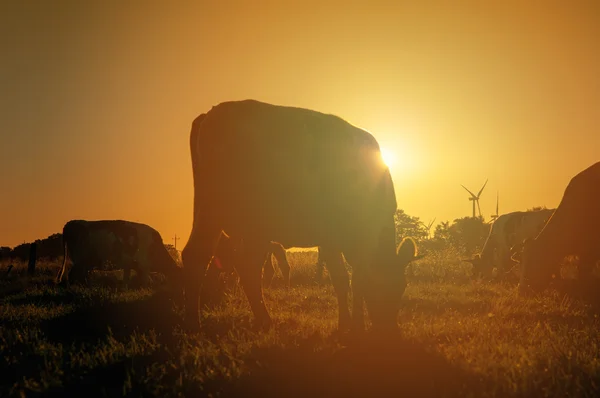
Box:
1 0 599 248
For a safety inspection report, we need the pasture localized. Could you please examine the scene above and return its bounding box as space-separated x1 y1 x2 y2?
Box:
1 250 600 397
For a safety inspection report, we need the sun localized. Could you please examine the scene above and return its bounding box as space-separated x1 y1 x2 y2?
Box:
380 147 397 169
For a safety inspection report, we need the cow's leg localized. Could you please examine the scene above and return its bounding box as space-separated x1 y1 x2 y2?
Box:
340 247 371 332
275 253 291 288
320 247 351 332
315 247 325 283
134 260 152 287
123 262 132 288
56 243 69 285
181 223 221 331
57 262 71 286
201 257 228 309
235 243 272 330
68 257 94 285
262 253 275 288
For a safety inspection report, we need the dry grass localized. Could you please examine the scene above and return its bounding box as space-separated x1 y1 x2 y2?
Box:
1 250 600 397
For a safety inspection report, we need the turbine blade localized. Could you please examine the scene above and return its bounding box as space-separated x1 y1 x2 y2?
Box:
477 200 482 218
461 185 477 198
477 179 488 198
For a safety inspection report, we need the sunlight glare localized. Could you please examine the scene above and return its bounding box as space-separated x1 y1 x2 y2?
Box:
380 147 397 169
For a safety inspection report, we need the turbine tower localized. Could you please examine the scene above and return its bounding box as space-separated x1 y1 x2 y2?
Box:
490 191 499 221
461 179 488 218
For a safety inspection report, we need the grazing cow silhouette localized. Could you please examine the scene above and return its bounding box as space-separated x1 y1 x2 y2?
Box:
515 162 600 294
465 209 554 278
56 220 182 290
183 99 418 332
200 237 292 308
262 244 327 287
260 241 292 288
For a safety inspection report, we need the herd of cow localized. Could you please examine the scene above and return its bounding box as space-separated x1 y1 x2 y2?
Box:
45 100 600 333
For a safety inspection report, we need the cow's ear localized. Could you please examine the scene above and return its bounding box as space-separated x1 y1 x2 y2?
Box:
396 237 417 264
509 239 529 263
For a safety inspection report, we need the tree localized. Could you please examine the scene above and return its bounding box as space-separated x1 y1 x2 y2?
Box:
447 216 490 256
35 233 63 260
11 243 31 261
0 246 11 260
527 206 547 212
433 221 451 242
394 209 428 244
164 244 181 263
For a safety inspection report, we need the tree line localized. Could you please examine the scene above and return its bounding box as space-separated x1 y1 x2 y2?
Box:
2 209 509 264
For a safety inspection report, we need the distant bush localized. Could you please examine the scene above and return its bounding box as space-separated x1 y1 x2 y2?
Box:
395 209 490 259
406 245 472 284
164 244 181 265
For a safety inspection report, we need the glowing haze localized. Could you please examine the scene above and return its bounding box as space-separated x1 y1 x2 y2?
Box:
1 1 598 248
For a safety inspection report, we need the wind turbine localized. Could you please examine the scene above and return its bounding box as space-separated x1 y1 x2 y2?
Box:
490 191 499 221
461 179 488 218
421 218 436 239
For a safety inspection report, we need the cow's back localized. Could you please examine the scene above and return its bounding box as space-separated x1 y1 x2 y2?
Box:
192 100 396 246
515 209 554 244
536 162 600 245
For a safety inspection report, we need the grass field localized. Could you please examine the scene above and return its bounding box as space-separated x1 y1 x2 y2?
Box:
1 250 600 397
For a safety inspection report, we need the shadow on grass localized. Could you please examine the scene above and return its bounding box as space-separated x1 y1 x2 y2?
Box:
7 286 486 397
213 333 482 398
40 291 181 346
401 296 493 316
29 333 483 398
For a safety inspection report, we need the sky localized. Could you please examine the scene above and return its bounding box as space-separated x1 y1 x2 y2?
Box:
1 0 599 248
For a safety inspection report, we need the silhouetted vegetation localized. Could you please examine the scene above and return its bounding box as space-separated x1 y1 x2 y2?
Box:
164 244 181 265
395 210 490 257
2 206 598 397
2 251 600 397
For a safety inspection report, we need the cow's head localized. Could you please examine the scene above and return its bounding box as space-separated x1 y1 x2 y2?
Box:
200 235 239 309
463 254 483 278
365 237 421 330
509 241 525 264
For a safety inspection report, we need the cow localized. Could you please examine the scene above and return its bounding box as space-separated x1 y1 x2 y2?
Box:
182 99 418 333
56 220 182 292
516 162 600 295
200 237 292 308
263 244 329 287
465 208 555 278
261 241 292 288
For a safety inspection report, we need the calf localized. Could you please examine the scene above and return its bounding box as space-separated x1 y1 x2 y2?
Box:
466 209 554 278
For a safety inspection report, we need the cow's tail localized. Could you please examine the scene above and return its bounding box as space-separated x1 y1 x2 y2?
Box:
189 113 207 230
190 114 206 172
55 235 68 284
